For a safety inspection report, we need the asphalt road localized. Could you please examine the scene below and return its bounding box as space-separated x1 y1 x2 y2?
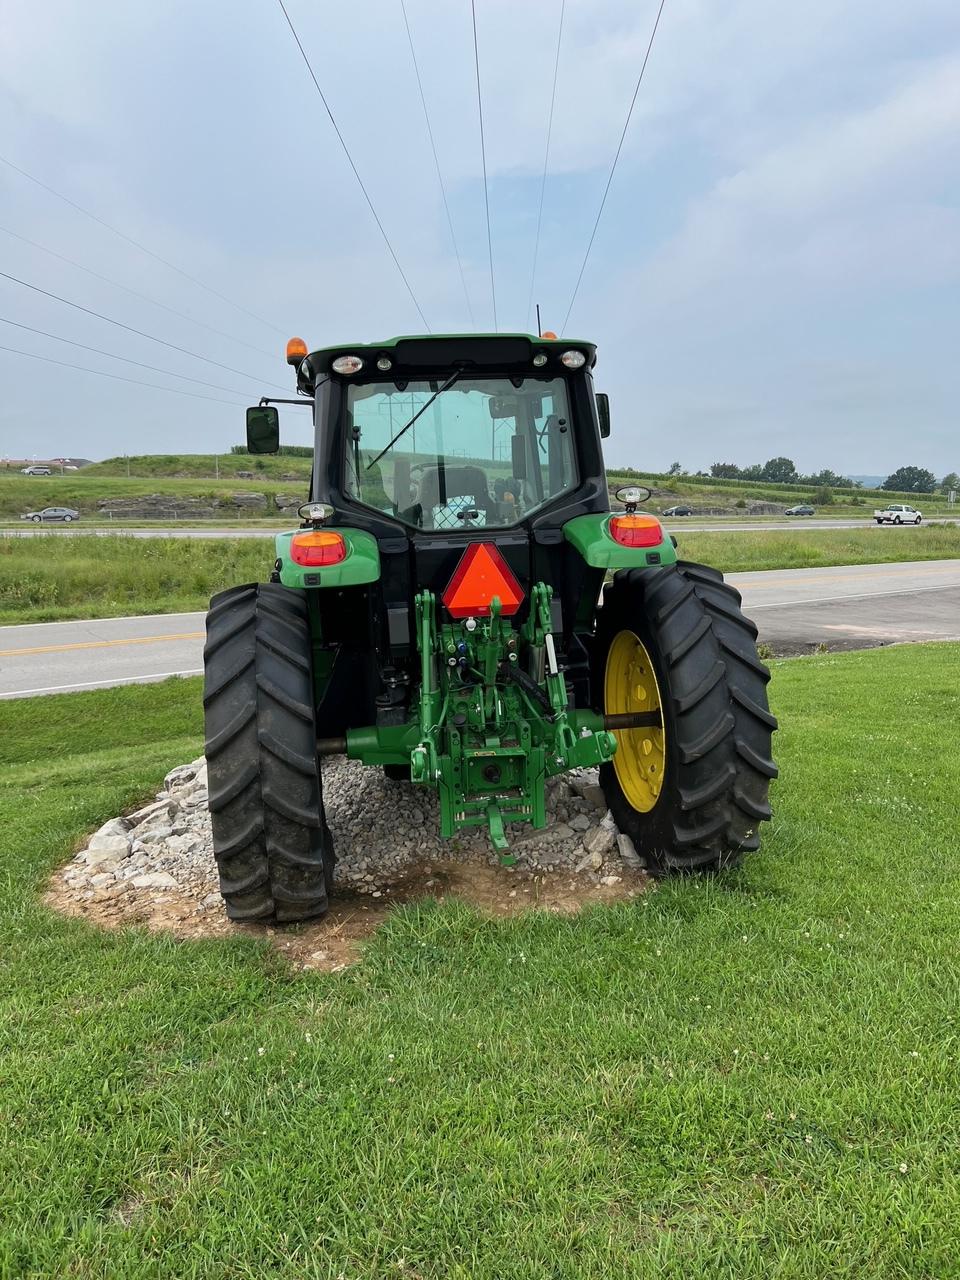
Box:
3 517 959 538
727 559 960 653
0 612 205 697
2 559 958 698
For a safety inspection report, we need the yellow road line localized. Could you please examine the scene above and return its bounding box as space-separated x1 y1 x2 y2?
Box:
0 631 205 658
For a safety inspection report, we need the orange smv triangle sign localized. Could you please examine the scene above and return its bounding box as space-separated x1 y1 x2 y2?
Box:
442 542 524 619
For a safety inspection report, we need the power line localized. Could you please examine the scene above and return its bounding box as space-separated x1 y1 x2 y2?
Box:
399 0 474 326
561 0 667 331
0 152 287 337
526 0 566 332
274 0 431 332
0 223 279 363
0 318 253 397
0 342 246 406
470 0 497 330
0 271 288 391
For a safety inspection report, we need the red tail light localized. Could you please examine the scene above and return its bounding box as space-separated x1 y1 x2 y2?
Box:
290 530 347 566
442 543 524 618
609 514 664 548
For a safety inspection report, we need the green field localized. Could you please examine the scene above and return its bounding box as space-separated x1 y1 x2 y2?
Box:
2 645 958 1276
1 526 958 625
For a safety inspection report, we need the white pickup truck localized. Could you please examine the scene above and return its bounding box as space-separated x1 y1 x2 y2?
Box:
874 503 922 525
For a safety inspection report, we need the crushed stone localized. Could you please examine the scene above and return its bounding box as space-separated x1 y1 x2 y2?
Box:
46 757 651 969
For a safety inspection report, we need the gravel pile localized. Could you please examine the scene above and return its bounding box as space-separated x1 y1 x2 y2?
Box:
61 756 646 911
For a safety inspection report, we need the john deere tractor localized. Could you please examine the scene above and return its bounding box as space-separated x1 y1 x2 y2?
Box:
203 333 776 922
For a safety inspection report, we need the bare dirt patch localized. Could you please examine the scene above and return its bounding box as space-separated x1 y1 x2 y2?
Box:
45 857 649 972
45 757 651 971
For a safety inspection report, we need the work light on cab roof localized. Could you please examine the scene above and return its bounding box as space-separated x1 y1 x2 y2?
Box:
204 330 778 924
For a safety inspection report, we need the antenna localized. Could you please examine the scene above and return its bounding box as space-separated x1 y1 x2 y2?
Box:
536 303 542 337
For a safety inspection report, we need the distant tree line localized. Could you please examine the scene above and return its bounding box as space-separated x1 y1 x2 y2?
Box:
707 458 853 486
881 466 954 495
698 459 954 495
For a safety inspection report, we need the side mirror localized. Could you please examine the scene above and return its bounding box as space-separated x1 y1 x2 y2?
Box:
246 405 280 454
511 434 527 480
596 393 611 439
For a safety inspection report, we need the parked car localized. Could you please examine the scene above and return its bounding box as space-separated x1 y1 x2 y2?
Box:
20 465 52 475
874 503 922 525
662 504 693 516
785 504 816 516
20 507 80 523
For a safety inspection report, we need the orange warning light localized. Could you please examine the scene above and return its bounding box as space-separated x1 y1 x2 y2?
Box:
286 336 308 365
540 330 558 340
442 542 524 619
290 529 346 567
609 514 664 548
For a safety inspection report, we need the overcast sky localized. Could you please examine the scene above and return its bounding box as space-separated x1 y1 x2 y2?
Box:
1 0 958 475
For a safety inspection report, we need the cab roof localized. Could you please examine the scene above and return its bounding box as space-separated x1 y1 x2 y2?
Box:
298 332 597 388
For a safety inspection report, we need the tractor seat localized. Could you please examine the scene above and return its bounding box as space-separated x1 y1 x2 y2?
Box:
417 465 495 529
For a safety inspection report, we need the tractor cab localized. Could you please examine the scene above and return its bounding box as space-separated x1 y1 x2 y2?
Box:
253 333 608 528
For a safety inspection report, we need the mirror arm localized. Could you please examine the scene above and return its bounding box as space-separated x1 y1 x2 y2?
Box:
258 397 315 408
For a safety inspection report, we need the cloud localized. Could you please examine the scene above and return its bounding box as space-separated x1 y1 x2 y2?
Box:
633 57 960 304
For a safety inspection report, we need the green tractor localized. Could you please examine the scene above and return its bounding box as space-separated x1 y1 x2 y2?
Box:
203 333 777 922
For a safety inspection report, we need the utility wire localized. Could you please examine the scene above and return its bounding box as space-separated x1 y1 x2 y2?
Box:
275 0 431 332
561 0 667 331
0 318 253 397
526 0 565 333
0 224 279 363
399 0 474 326
0 271 289 391
470 0 497 330
0 153 287 337
0 343 246 406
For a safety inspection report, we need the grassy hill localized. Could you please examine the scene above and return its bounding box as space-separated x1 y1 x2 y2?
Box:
0 474 303 523
80 453 313 481
606 469 956 516
1 455 954 523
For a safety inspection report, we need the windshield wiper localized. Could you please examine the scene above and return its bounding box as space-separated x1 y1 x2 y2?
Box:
366 369 462 469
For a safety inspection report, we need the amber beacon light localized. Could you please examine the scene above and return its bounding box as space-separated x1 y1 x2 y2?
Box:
286 336 308 366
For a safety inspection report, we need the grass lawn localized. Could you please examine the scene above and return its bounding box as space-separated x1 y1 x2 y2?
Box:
1 644 958 1276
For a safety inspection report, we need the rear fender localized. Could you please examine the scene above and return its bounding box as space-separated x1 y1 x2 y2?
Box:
562 513 677 569
274 528 381 589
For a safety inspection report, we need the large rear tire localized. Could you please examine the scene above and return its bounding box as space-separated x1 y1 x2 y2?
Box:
593 562 777 874
203 583 334 923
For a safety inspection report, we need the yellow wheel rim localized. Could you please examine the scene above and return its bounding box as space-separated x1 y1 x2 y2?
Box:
605 630 666 813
